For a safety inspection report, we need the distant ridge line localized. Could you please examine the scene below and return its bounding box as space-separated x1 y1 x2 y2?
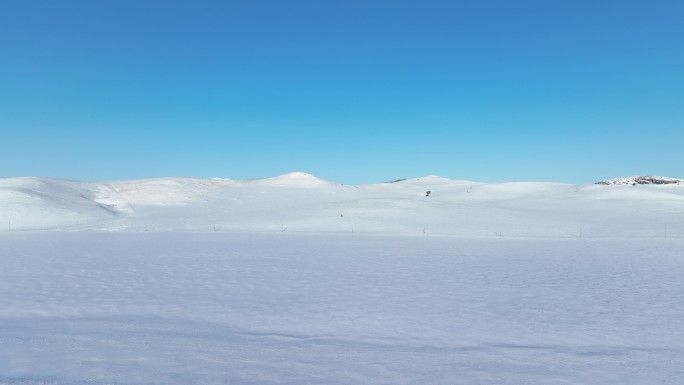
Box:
595 176 684 185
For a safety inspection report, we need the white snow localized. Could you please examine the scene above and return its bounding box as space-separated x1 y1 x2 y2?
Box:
1 172 683 384
597 175 684 185
1 172 683 237
0 233 682 384
258 171 332 186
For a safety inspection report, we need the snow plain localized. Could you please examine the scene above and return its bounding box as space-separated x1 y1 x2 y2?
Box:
1 173 684 384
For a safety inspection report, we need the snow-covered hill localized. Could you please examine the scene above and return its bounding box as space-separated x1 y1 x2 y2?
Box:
596 175 684 185
1 172 684 237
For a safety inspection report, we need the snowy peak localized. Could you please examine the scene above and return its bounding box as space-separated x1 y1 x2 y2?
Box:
259 172 331 186
596 176 684 185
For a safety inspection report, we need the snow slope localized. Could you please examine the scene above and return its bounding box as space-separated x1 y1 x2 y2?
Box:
1 172 684 237
0 177 122 230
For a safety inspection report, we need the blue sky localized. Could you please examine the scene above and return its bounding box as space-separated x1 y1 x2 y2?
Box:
1 0 682 184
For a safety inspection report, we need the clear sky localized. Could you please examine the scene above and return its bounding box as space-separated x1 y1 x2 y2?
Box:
1 0 682 184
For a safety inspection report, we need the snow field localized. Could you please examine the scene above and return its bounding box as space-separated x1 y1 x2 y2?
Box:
1 232 683 384
1 173 683 239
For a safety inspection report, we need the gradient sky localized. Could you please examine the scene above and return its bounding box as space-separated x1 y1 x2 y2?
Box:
1 0 682 184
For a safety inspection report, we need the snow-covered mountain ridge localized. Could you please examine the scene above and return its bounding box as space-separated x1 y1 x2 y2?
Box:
596 175 684 185
1 172 683 236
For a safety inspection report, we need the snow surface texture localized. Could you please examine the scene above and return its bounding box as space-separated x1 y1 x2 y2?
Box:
2 173 684 384
1 172 684 238
0 233 683 385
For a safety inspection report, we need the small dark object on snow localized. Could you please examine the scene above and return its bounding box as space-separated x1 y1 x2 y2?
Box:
426 191 431 197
